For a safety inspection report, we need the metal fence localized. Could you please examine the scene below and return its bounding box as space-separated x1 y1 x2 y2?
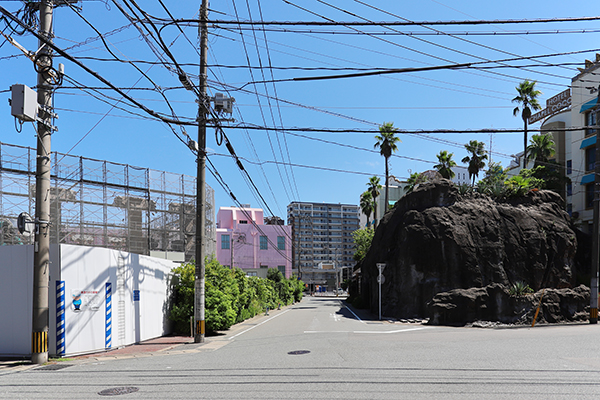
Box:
0 142 215 261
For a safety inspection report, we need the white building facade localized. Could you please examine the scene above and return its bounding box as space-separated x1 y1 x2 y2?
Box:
519 56 600 233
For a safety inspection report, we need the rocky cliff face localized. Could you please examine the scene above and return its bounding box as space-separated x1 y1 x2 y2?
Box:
359 179 581 320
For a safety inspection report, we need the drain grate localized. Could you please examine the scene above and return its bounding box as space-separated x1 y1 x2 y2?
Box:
98 387 139 396
288 350 310 355
35 364 73 371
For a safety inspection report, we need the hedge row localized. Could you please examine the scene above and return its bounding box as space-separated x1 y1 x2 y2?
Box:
169 258 304 334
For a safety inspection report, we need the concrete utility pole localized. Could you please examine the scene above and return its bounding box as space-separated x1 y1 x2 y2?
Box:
32 0 54 364
194 0 208 343
591 107 600 324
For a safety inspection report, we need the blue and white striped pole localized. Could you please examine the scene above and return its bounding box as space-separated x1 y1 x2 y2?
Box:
105 282 112 349
56 281 65 356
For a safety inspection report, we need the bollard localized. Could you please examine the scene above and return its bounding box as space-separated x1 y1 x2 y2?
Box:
265 306 269 316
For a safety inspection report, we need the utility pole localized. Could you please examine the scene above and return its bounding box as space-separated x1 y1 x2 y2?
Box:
194 0 208 343
591 106 600 324
32 0 54 364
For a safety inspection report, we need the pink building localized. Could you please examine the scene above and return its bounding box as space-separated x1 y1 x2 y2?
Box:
215 206 292 278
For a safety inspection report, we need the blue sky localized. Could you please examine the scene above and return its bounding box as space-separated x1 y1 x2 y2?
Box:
1 0 598 219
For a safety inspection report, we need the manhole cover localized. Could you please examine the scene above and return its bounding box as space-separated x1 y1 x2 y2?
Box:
288 350 310 355
98 387 139 396
35 364 73 371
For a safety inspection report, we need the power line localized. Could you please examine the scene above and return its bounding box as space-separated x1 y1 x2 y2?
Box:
160 15 600 27
212 27 600 37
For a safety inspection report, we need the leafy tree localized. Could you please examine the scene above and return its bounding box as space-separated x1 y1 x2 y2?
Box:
360 191 374 227
205 258 239 331
267 267 283 283
169 259 304 334
526 133 555 167
512 80 542 168
374 122 401 213
461 140 488 186
404 172 429 194
523 164 570 194
434 150 457 179
477 162 507 198
352 227 374 262
169 261 195 334
366 176 382 229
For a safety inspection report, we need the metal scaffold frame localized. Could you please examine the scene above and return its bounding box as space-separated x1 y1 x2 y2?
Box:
0 142 215 260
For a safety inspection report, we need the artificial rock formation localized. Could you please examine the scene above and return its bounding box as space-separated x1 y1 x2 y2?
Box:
427 284 589 325
359 179 584 322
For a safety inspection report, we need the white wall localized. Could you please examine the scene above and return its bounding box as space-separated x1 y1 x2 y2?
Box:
0 244 175 357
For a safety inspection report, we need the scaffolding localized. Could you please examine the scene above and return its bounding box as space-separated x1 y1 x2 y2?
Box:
0 142 216 261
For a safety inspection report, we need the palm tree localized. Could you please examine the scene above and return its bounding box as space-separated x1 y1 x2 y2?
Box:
526 133 555 167
366 176 382 229
359 191 374 228
374 122 401 213
434 150 457 179
512 80 542 169
461 140 488 186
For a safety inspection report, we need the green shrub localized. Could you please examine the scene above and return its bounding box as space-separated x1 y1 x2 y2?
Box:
169 258 305 334
509 281 534 297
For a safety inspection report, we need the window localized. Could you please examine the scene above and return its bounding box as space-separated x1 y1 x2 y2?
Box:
277 236 285 250
567 160 572 175
586 183 595 209
586 146 596 172
221 234 230 249
239 220 248 224
260 235 268 250
278 265 285 275
567 183 572 197
246 271 257 277
587 110 598 136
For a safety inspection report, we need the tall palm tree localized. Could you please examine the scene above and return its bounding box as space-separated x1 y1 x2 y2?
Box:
366 176 382 229
434 150 457 179
359 191 374 227
526 133 555 167
374 122 401 213
512 80 542 169
461 140 488 186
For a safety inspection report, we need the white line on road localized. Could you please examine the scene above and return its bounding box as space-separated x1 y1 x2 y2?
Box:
304 327 429 334
228 309 291 340
343 303 365 323
353 327 428 334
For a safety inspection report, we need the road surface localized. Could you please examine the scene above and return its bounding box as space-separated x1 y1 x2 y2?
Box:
2 296 600 399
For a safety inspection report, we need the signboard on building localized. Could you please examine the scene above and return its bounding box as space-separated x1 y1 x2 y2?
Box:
529 89 571 124
71 289 102 312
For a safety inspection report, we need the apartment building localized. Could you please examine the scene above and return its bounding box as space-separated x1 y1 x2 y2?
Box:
287 202 359 289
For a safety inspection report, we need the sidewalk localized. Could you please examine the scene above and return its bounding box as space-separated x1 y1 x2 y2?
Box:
0 303 295 373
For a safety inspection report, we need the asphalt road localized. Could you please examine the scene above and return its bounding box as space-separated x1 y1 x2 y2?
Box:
3 296 600 399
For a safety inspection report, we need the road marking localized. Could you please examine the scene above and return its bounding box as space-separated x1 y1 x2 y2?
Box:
354 327 428 334
343 303 365 323
228 309 291 340
304 327 429 334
